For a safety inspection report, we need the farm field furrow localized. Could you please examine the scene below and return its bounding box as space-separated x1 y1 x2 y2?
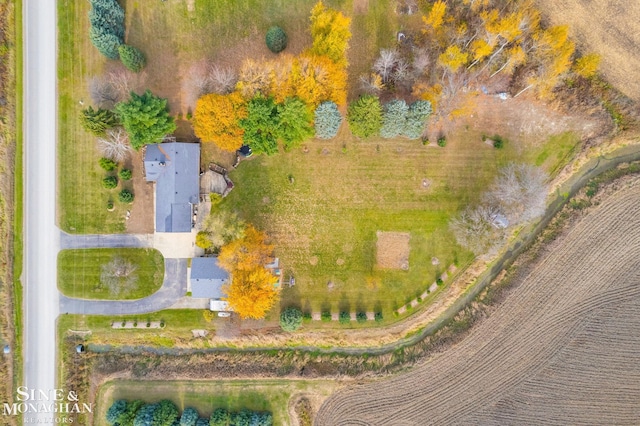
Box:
316 182 640 425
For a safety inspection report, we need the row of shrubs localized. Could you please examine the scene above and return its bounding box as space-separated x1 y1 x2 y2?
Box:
99 157 134 204
106 399 273 426
280 307 383 331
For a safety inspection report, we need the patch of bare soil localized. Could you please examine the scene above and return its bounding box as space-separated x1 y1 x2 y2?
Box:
535 0 640 101
375 231 410 269
353 0 369 14
125 151 154 234
430 93 607 146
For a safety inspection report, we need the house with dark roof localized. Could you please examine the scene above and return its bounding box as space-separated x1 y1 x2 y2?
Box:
144 142 200 232
190 257 229 299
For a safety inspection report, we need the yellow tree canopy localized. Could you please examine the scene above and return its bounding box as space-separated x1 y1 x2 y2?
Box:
218 224 274 272
309 1 352 67
193 92 247 152
573 53 600 79
438 45 469 73
423 0 447 31
223 267 279 319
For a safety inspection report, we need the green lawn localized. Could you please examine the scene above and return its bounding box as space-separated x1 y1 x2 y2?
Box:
95 379 340 426
223 128 514 316
57 0 417 232
58 310 214 348
57 248 164 300
58 0 128 233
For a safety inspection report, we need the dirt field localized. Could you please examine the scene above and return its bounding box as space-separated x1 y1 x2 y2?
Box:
535 0 640 101
375 231 410 269
316 181 640 424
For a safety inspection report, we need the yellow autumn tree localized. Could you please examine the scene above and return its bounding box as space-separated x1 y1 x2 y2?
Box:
423 0 447 31
438 45 469 73
308 1 352 67
223 267 279 319
573 53 600 78
218 225 279 319
218 225 274 272
531 25 575 98
193 92 248 152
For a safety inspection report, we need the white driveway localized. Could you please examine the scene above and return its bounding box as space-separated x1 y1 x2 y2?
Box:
23 1 59 424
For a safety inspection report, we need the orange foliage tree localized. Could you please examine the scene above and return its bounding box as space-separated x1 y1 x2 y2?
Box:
223 268 279 320
193 92 248 152
218 225 279 319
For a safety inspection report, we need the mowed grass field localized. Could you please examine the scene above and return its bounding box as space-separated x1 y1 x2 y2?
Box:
223 127 571 316
95 379 340 426
57 248 164 300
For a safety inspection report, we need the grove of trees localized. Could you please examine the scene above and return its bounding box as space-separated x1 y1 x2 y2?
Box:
106 399 273 426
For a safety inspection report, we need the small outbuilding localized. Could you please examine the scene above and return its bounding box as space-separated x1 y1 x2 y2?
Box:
190 257 229 299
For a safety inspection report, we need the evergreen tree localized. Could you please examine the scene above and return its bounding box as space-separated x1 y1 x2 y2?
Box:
314 101 342 139
115 90 176 149
380 99 409 139
106 400 127 425
179 408 199 426
239 97 280 155
276 97 314 150
88 0 125 59
280 307 303 332
347 94 382 138
402 100 432 140
80 106 119 136
118 45 146 73
265 26 288 53
133 403 158 426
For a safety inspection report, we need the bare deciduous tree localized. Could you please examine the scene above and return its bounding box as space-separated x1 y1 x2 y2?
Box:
88 76 119 109
485 163 548 225
183 62 212 110
359 73 384 94
373 49 401 83
106 66 147 101
208 64 237 95
100 257 138 296
450 205 506 255
96 127 131 162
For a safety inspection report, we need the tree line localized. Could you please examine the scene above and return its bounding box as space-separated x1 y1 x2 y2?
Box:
106 399 273 426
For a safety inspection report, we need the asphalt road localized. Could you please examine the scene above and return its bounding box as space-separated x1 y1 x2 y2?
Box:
23 1 59 424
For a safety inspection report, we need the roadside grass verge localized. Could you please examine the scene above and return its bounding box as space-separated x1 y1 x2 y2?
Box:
58 0 127 234
57 248 164 300
58 310 212 348
95 379 340 426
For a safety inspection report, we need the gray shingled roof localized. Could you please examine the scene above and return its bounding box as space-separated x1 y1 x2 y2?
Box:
144 142 200 232
190 257 228 299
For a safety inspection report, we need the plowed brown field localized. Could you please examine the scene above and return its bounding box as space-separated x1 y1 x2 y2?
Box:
316 182 640 425
535 0 640 101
